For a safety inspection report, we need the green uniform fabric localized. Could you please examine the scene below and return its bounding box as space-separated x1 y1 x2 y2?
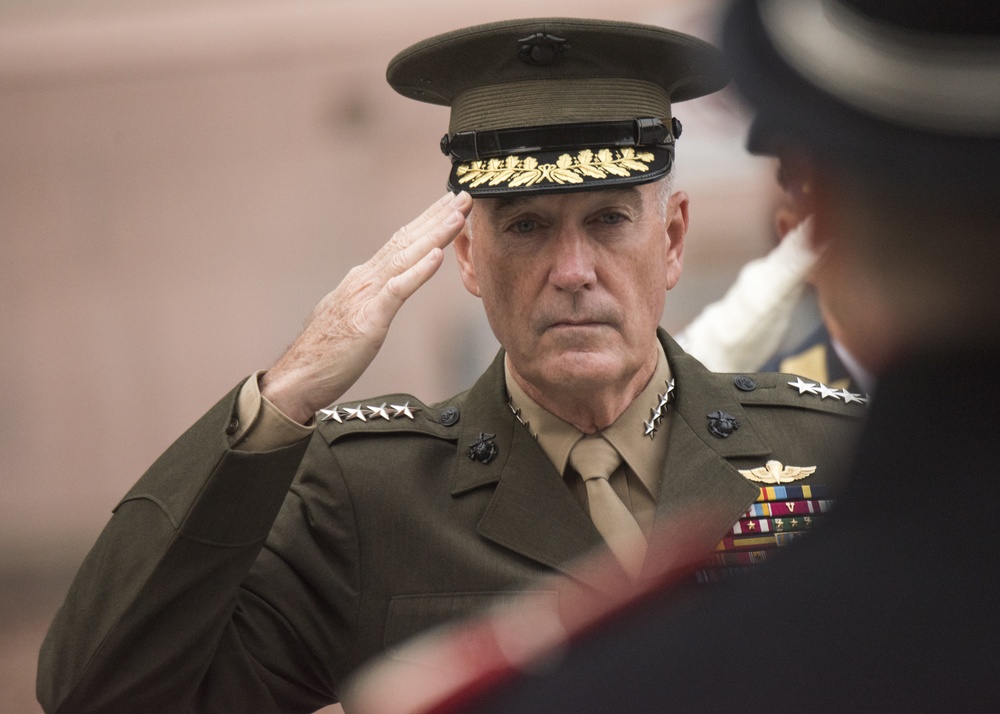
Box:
38 331 862 713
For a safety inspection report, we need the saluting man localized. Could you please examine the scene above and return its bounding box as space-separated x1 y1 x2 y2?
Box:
38 18 863 714
348 3 1000 713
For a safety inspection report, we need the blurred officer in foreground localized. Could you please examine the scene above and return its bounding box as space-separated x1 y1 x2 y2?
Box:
38 17 863 714
344 2 1000 712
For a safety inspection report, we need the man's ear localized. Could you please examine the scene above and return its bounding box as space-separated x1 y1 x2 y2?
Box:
453 227 481 298
806 173 839 255
663 190 689 290
776 150 820 244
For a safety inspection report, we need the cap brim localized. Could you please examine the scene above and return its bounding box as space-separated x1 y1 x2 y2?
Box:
448 145 672 197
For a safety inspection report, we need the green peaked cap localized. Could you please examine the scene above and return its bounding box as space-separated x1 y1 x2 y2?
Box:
387 18 729 196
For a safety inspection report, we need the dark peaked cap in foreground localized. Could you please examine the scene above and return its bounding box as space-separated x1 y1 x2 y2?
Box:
724 0 1000 185
387 18 729 196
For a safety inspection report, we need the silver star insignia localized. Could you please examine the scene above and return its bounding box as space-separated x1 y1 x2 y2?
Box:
343 406 367 422
507 399 535 438
837 389 866 405
816 383 841 399
367 403 391 420
390 402 418 419
319 407 343 423
643 379 675 439
788 377 819 395
645 412 663 437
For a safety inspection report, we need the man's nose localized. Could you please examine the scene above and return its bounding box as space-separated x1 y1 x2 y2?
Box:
547 226 597 292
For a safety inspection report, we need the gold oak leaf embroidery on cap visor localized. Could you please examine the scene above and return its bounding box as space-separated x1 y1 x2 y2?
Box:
455 148 655 189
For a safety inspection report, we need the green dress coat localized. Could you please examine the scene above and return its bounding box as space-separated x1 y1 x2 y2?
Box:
38 330 863 713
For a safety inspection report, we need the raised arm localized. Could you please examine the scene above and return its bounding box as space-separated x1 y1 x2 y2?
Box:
262 191 472 423
37 191 471 714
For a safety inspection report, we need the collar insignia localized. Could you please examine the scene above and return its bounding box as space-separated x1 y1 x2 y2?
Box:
507 398 538 440
644 378 676 439
468 432 499 465
707 410 739 439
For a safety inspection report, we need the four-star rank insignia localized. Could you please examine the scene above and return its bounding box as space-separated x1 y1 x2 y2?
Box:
643 379 676 439
739 460 817 485
319 401 421 423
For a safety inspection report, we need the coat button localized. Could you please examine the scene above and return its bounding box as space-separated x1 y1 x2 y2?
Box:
733 375 757 392
439 407 460 426
225 417 240 435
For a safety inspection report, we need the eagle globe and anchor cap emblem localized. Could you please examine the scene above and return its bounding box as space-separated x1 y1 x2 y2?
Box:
518 32 570 66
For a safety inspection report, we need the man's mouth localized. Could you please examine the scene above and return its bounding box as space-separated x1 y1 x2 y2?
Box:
535 308 620 335
546 320 610 331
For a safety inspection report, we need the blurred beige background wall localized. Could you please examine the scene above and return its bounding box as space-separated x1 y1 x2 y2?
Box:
0 0 778 710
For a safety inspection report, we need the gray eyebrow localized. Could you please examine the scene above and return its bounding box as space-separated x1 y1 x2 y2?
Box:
483 187 644 222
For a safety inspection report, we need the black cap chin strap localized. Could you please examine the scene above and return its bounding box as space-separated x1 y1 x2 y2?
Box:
441 117 681 162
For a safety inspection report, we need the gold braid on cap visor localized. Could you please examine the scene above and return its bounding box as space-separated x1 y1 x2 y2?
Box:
445 78 674 190
455 148 656 189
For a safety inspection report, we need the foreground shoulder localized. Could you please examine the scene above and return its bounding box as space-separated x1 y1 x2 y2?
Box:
315 392 468 444
721 371 870 417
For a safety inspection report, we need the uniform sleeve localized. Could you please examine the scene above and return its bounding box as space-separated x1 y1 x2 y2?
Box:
36 381 320 714
231 371 316 452
676 220 818 373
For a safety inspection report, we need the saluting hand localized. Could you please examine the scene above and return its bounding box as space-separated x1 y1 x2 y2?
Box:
260 191 473 424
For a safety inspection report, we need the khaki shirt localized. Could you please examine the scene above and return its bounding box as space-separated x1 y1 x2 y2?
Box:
504 346 673 538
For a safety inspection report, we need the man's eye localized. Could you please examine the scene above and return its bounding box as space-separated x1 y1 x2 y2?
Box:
599 212 625 225
512 219 538 233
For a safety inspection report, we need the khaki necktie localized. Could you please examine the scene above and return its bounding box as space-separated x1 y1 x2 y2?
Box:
569 436 647 578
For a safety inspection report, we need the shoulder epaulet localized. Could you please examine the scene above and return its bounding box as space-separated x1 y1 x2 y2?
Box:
721 372 869 416
315 392 466 443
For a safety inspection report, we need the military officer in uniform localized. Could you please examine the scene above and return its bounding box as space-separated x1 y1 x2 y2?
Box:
351 3 1000 712
37 18 863 714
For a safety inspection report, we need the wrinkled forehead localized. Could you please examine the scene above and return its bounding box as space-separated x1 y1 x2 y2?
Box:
474 185 646 220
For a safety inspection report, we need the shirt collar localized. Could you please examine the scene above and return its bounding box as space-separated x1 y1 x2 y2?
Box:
504 359 581 475
504 344 673 496
601 347 673 497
